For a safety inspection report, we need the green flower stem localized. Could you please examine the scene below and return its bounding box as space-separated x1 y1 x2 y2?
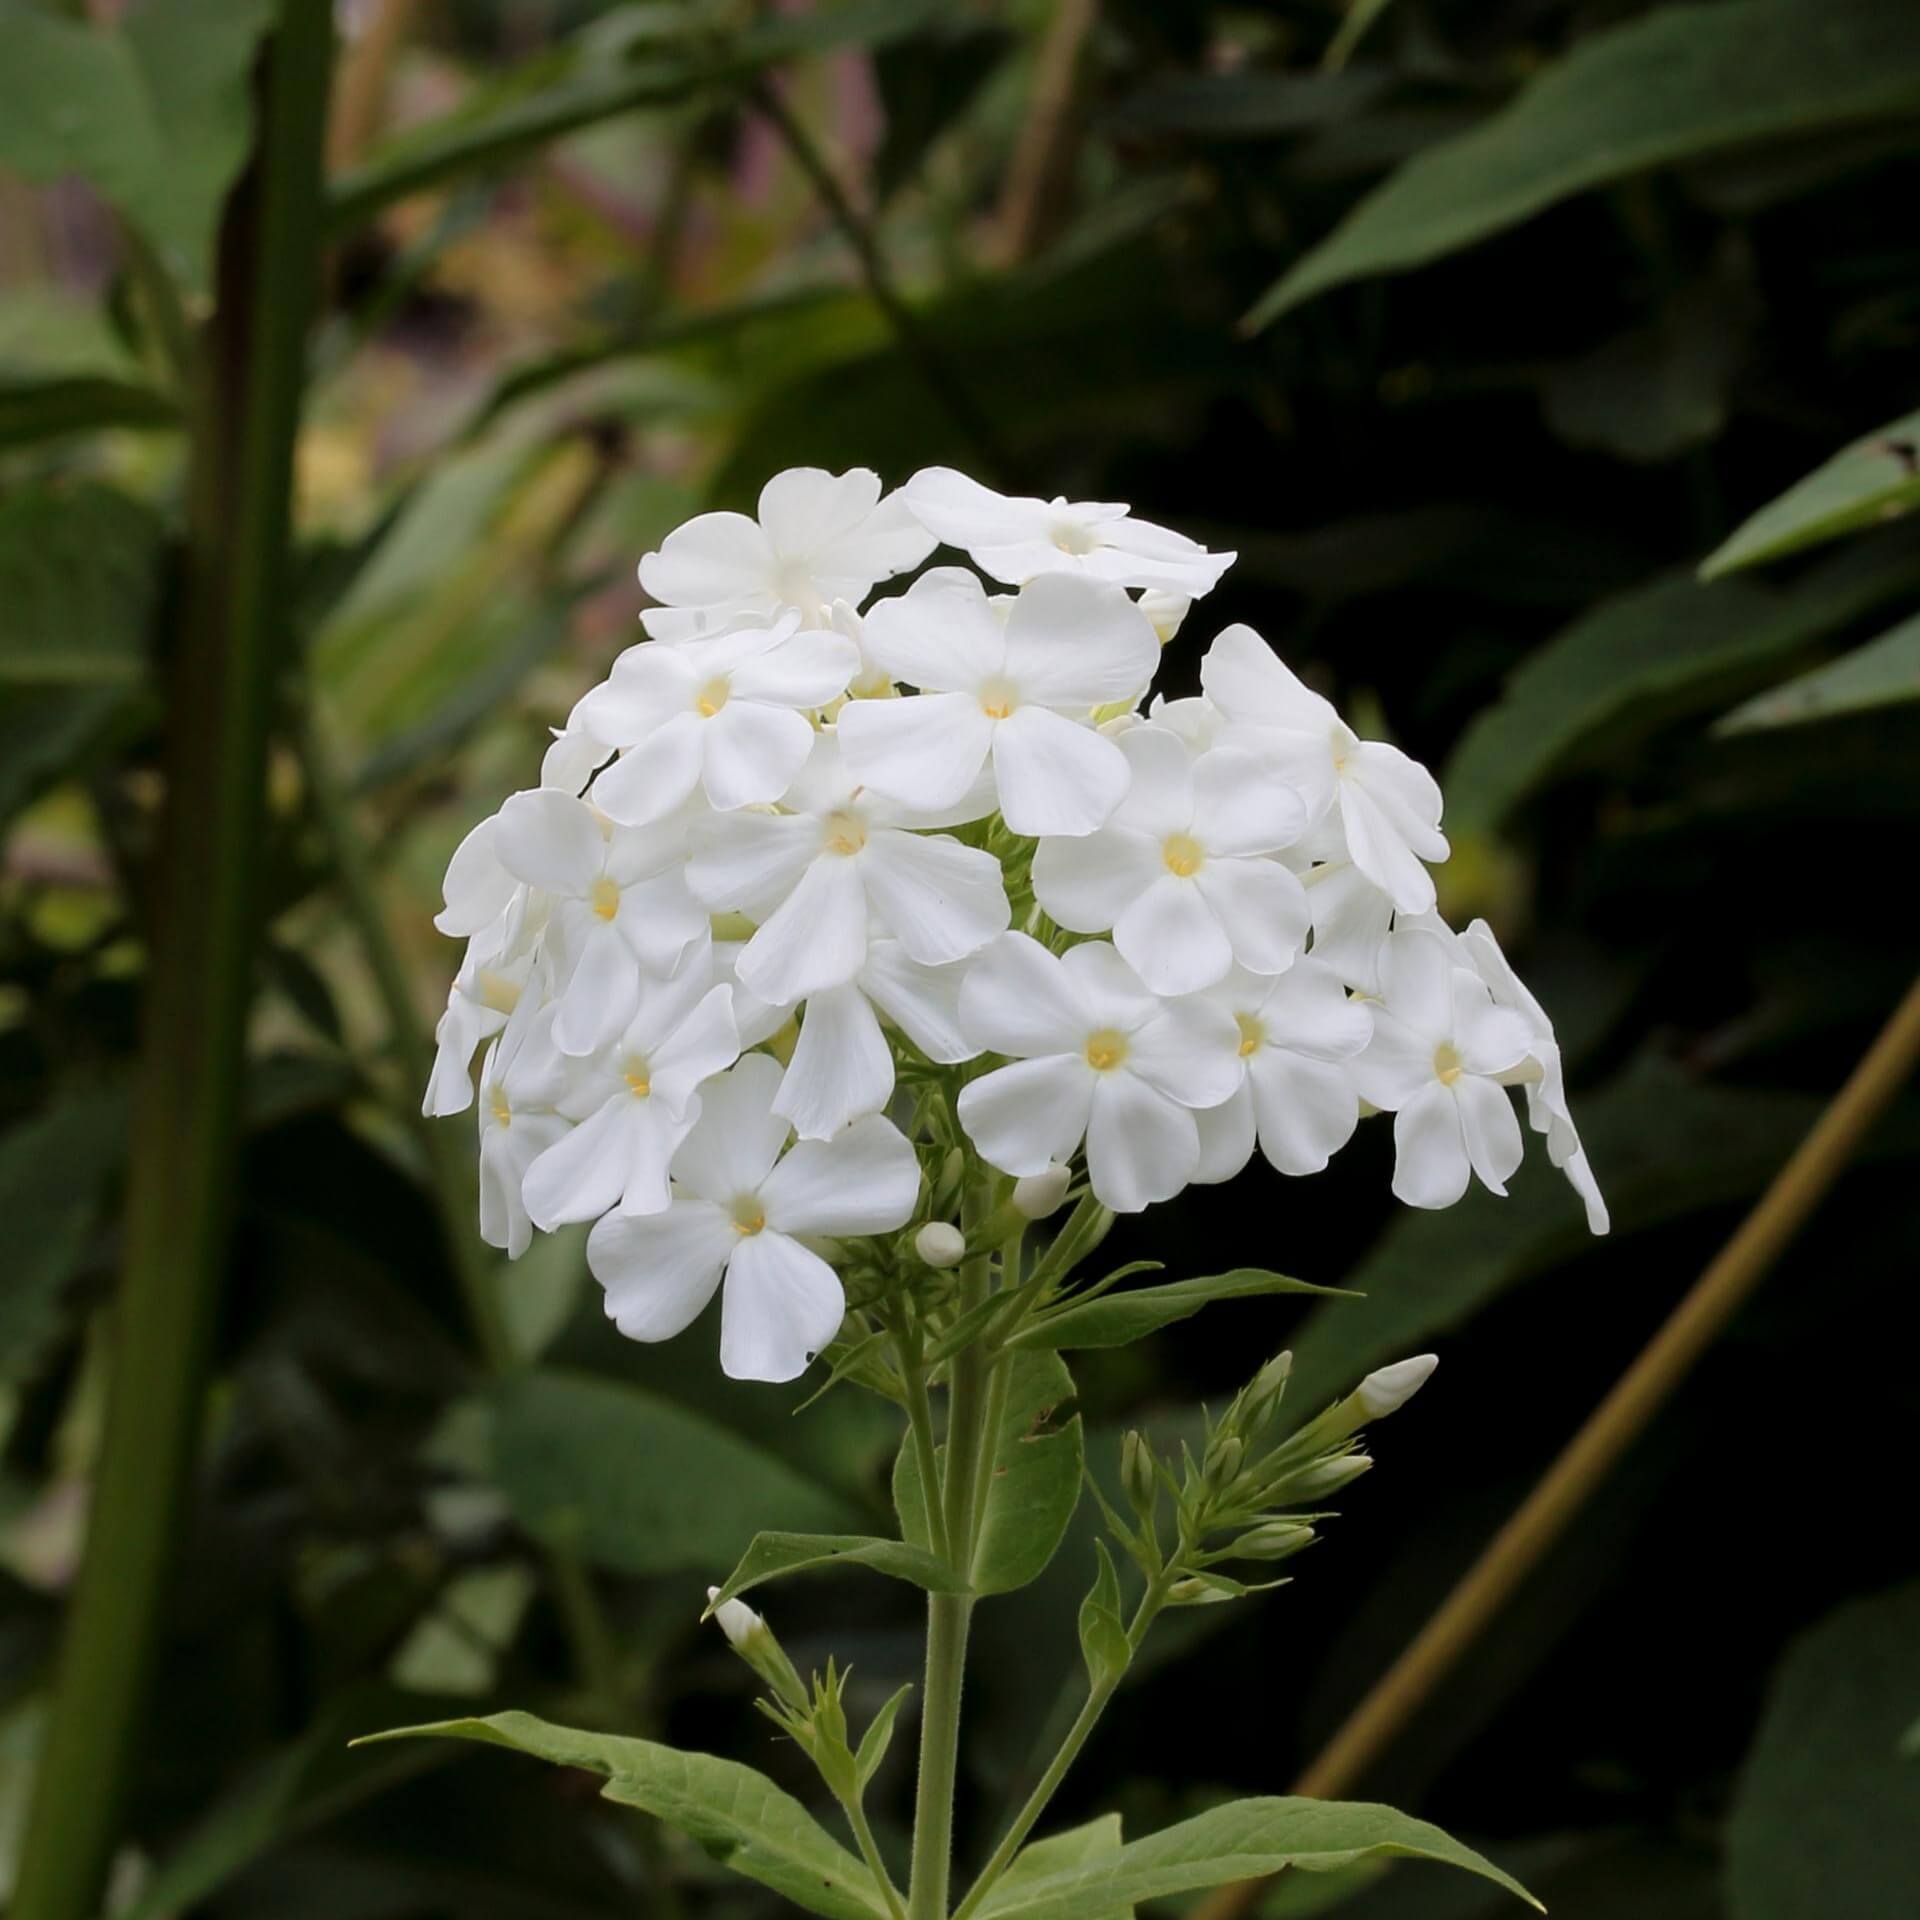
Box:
893 1317 953 1566
840 1790 909 1920
8 11 335 1919
953 1576 1177 1920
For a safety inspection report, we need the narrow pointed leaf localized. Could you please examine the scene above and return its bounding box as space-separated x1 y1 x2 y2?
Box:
1717 608 1920 732
1011 1271 1345 1353
855 1682 915 1789
974 1797 1538 1920
356 1711 889 1920
709 1532 970 1611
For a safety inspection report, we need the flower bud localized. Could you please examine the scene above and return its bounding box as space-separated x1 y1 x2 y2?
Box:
1121 1429 1158 1524
1138 589 1191 644
1202 1434 1244 1494
1269 1451 1372 1502
705 1587 763 1652
915 1221 966 1269
705 1585 807 1708
931 1146 966 1214
1356 1353 1438 1418
1240 1350 1293 1434
1229 1521 1316 1562
1166 1575 1237 1607
1012 1162 1072 1220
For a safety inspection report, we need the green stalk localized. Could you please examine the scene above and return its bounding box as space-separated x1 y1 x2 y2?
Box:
9 10 335 1919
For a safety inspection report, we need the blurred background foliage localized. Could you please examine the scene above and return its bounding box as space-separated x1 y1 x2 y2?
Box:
2 0 1919 1916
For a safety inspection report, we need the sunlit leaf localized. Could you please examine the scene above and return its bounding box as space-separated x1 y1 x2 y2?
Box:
1248 0 1920 327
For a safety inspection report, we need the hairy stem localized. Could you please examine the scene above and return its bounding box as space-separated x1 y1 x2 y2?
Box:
843 1792 909 1920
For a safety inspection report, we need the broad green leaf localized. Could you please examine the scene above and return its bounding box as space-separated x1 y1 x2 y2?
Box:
1283 1062 1831 1411
1442 535 1920 834
894 1351 1084 1594
1247 0 1920 327
358 1710 889 1920
1011 1271 1345 1353
328 0 945 232
1726 1581 1920 1920
390 1567 536 1696
1703 406 1920 576
0 483 162 688
974 1796 1537 1920
0 376 178 450
490 1368 861 1577
1717 608 1920 732
0 1095 125 1390
708 1531 970 1610
1002 1816 1132 1920
0 0 275 292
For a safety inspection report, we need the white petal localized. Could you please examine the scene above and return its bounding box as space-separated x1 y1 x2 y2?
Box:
1349 1009 1437 1111
957 1055 1095 1177
687 809 817 917
669 1053 790 1202
551 922 641 1057
699 700 816 811
1337 776 1436 916
1191 747 1308 855
735 853 869 1005
1258 955 1373 1061
1304 860 1393 992
612 867 709 974
858 828 1009 965
957 932 1088 1058
576 644 695 746
1000 574 1159 709
1453 981 1533 1079
1085 1072 1199 1212
522 1098 637 1228
1113 872 1232 995
1200 625 1338 734
862 566 1007 692
1107 725 1196 835
1391 1082 1472 1209
588 1200 732 1342
774 984 894 1140
837 689 996 812
719 1231 845 1383
1192 1080 1257 1184
1031 826 1161 935
640 511 775 609
991 706 1131 837
494 789 605 899
478 1112 568 1258
1248 1052 1359 1175
901 468 1048 555
1058 939 1160 1032
436 815 520 936
807 488 937 602
760 1113 921 1234
612 1095 698 1217
1195 856 1311 977
728 629 861 708
1376 928 1454 1040
1563 1146 1611 1236
1127 996 1244 1109
588 713 705 826
1454 1074 1523 1196
1347 741 1447 861
648 982 743 1113
758 466 881 557
858 941 974 1063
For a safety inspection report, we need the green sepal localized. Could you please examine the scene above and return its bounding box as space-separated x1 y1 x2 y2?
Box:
1078 1540 1132 1688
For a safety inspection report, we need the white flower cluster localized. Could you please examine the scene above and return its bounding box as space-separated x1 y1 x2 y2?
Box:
426 467 1607 1383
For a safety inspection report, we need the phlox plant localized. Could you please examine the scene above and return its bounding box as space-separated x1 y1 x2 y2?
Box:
372 465 1610 1920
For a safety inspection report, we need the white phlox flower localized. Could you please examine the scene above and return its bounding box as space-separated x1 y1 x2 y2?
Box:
1192 960 1374 1182
689 730 1009 1008
1298 853 1395 995
955 933 1242 1213
576 612 858 823
425 940 534 1118
1351 929 1534 1209
475 995 570 1258
1201 625 1448 914
1030 723 1311 994
520 959 740 1229
638 467 934 639
902 467 1235 597
839 567 1159 836
585 1053 922 1383
494 788 709 1056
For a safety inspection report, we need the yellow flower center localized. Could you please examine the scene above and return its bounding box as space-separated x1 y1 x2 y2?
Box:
488 1092 512 1128
979 675 1019 721
1236 1013 1265 1058
590 877 621 921
1162 831 1205 878
822 809 868 857
1051 519 1097 555
624 1055 653 1099
1432 1041 1463 1086
1085 1028 1130 1072
696 675 732 718
477 969 522 1013
730 1194 767 1236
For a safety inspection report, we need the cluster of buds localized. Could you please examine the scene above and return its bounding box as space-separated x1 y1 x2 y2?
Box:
1103 1351 1438 1605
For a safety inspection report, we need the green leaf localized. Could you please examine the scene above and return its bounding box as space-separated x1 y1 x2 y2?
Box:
1717 608 1920 732
974 1796 1538 1920
490 1368 862 1577
0 0 276 292
1247 0 1920 327
1011 1271 1346 1353
0 1095 125 1390
1002 1816 1132 1920
854 1681 914 1790
894 1351 1085 1594
1283 1061 1830 1411
1703 406 1920 576
708 1531 970 1611
1727 1581 1920 1920
328 0 945 233
0 482 163 688
357 1711 890 1920
1078 1541 1132 1688
0 375 178 450
1442 535 1920 834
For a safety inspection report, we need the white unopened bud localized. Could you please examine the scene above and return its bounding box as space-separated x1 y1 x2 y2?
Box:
1138 589 1191 644
1356 1354 1438 1418
1012 1163 1072 1220
705 1587 764 1651
915 1221 966 1268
